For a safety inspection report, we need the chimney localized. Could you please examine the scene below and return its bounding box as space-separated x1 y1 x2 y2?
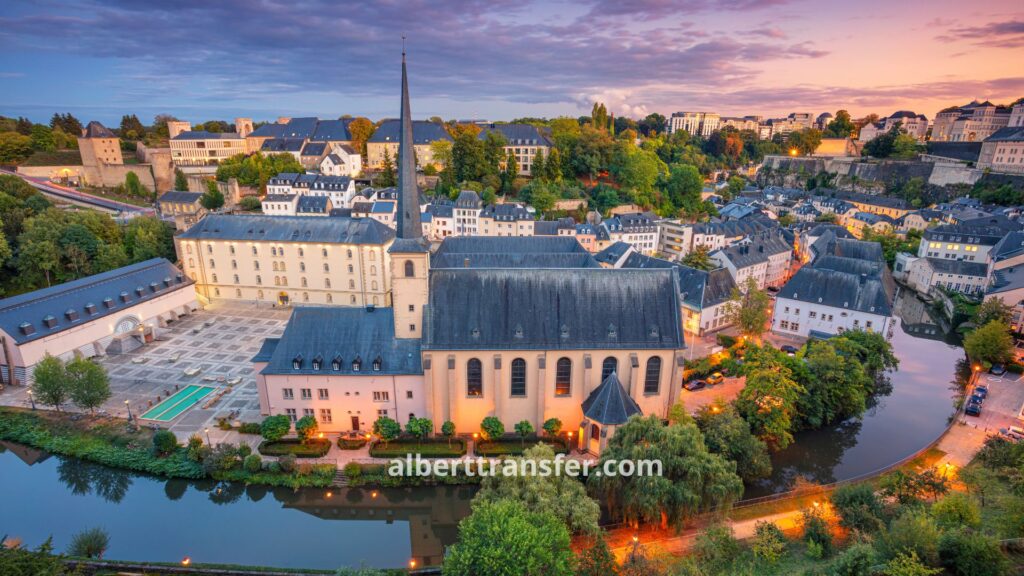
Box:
464 258 471 268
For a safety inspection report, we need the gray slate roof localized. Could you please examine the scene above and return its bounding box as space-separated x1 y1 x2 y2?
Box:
177 214 394 245
924 258 990 277
260 307 421 375
424 269 684 351
433 236 588 257
0 259 192 345
431 252 600 269
158 191 203 204
368 120 452 144
582 372 642 425
810 233 884 262
296 195 330 214
617 252 737 309
985 126 1024 143
82 121 116 138
778 266 893 316
173 131 241 140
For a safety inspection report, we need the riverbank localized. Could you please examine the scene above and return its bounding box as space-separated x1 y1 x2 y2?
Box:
0 407 333 488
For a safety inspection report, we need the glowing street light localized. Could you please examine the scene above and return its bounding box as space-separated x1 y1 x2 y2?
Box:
181 557 191 566
124 399 133 422
789 148 799 156
204 427 211 445
409 559 417 569
27 389 36 411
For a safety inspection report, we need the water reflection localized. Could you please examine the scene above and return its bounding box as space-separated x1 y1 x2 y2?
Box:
57 458 132 503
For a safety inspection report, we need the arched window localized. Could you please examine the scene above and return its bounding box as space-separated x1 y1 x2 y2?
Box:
467 359 483 397
302 292 309 302
643 357 662 395
346 249 352 258
510 358 527 397
349 280 355 289
591 423 600 441
601 357 618 381
371 281 378 291
555 357 571 396
324 279 331 289
273 262 279 271
301 277 308 287
300 262 306 272
404 260 415 277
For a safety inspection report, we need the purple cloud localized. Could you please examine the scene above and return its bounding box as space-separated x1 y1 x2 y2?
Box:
937 19 1024 47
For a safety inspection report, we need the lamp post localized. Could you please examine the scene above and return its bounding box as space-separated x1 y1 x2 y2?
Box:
124 399 133 422
27 389 35 410
204 427 212 446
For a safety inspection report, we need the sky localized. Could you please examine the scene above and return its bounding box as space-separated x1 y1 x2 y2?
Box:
1 0 1022 126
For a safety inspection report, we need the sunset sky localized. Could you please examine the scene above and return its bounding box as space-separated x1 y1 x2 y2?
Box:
1 0 1022 125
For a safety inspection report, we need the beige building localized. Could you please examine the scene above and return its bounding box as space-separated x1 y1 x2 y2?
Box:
78 121 123 166
170 122 248 168
666 112 720 136
858 111 929 142
476 123 552 176
0 259 198 387
175 214 396 307
978 127 1024 175
366 120 452 169
931 100 1012 142
157 190 206 231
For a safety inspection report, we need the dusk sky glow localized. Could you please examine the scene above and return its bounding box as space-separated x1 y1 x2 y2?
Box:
1 0 1022 125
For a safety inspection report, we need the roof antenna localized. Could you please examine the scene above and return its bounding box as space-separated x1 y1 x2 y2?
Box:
402 35 406 59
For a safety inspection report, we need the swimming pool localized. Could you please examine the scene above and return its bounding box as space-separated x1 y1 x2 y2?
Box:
140 385 214 422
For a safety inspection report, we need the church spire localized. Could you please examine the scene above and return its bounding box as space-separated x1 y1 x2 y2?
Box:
395 41 423 241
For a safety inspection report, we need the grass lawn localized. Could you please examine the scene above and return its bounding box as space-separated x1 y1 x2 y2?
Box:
474 438 568 457
80 186 155 208
369 438 467 458
20 149 82 166
258 438 331 458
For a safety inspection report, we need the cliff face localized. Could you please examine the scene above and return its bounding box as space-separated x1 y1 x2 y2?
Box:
757 156 980 192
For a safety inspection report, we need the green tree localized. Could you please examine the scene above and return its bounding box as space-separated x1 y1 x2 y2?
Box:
0 131 34 164
66 358 110 413
377 147 397 187
30 124 56 151
347 117 375 157
694 400 772 481
119 114 146 141
681 245 714 271
501 150 518 194
545 148 563 182
67 527 109 559
692 524 741 574
32 354 69 410
174 169 188 191
260 414 291 442
891 133 919 160
734 348 802 449
830 483 884 533
752 520 787 564
724 276 772 339
124 172 147 199
938 529 1009 576
589 415 743 530
830 542 875 576
787 128 823 156
476 444 601 535
882 509 940 566
885 551 942 576
441 420 456 446
372 415 401 445
963 320 1014 366
798 340 871 428
513 420 534 444
405 416 433 446
444 499 574 576
295 415 318 443
801 506 833 556
153 430 179 455
543 417 562 437
826 110 855 138
480 416 505 441
931 492 981 529
974 298 1014 327
124 216 175 262
574 537 618 576
200 180 225 210
239 196 262 211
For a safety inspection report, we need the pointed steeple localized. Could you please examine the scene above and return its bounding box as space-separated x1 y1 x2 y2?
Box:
395 43 423 242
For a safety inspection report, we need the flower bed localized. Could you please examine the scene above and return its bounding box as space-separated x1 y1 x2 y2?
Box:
337 437 368 450
369 437 467 458
257 438 331 458
474 437 569 457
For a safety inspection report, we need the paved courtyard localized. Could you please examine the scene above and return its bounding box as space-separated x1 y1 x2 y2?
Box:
1 301 291 441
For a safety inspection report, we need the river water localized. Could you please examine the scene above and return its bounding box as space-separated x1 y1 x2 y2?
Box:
0 294 961 568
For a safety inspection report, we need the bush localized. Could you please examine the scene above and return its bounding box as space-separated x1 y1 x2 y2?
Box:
1005 362 1024 374
152 430 178 456
801 508 833 557
692 524 740 574
752 521 786 564
68 527 109 559
542 418 562 437
475 438 567 457
882 509 940 566
258 438 331 458
186 434 205 462
295 415 318 443
260 414 291 442
931 492 981 529
344 462 361 479
278 454 296 473
480 416 504 441
939 529 1009 576
202 443 240 474
237 443 252 458
243 454 262 473
830 483 884 533
369 438 467 458
829 542 875 576
717 333 738 348
237 422 262 434
337 437 367 450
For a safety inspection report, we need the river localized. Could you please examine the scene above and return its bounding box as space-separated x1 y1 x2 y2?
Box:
0 294 962 569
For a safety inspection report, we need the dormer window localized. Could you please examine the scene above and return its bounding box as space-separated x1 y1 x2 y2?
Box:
42 315 57 328
312 355 323 371
84 303 97 315
513 324 523 339
119 291 130 303
607 323 617 338
19 322 35 335
135 286 145 297
471 327 480 339
649 325 660 338
332 356 342 371
65 308 79 321
373 356 382 371
352 356 362 372
560 324 569 339
292 354 303 370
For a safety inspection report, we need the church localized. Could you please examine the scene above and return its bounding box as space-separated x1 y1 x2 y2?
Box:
252 53 686 455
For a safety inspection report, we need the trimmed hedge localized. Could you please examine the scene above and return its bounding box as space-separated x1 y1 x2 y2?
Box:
369 438 467 458
258 438 331 458
337 437 368 450
474 437 569 457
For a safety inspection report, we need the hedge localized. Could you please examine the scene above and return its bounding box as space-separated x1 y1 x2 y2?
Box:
369 438 467 458
258 438 331 458
474 437 569 457
337 437 368 450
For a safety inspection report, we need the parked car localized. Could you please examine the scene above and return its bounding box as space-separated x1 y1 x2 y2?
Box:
706 372 725 385
973 385 988 399
965 401 982 417
990 364 1006 376
684 380 707 392
780 345 798 356
1000 427 1024 442
969 393 985 405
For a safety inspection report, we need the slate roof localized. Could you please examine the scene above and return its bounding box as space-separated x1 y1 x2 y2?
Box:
278 117 319 139
433 236 588 257
533 220 559 236
778 265 893 317
425 203 454 218
268 173 300 186
985 126 1024 143
172 131 241 140
476 123 551 146
691 217 776 237
300 142 328 156
480 203 532 221
82 121 116 138
310 175 353 191
594 241 633 266
431 252 601 269
261 138 305 153
296 195 330 214
582 372 642 425
424 269 684 351
617 252 737 309
0 259 192 345
368 120 452 144
852 212 895 225
810 233 884 262
712 231 792 269
924 142 982 162
371 200 396 214
991 231 1024 261
248 123 286 138
817 189 910 210
252 338 280 363
260 307 421 376
309 119 352 142
454 190 482 209
989 265 1024 295
158 191 203 204
923 223 1014 245
178 214 394 244
262 194 296 203
923 258 990 277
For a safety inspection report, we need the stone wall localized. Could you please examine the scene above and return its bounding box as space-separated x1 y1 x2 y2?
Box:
759 155 986 191
16 163 158 192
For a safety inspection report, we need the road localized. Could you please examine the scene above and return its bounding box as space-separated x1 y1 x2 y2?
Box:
0 168 154 215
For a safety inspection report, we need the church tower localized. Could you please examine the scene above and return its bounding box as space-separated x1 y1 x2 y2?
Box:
389 45 430 340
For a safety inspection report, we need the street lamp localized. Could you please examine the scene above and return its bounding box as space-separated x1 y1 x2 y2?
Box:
181 557 191 566
27 389 35 411
204 427 211 445
124 399 133 422
409 559 417 570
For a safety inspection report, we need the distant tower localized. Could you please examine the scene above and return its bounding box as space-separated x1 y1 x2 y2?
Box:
235 117 254 138
77 121 123 166
167 121 191 139
389 43 430 340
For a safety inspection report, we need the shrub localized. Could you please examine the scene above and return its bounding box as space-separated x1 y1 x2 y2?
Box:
152 430 178 456
542 418 562 437
752 521 786 564
217 419 232 431
829 542 875 576
1005 362 1024 374
337 437 367 450
295 415 319 443
372 415 401 444
692 524 740 573
514 420 534 443
801 508 833 557
258 439 331 458
202 443 241 474
186 434 205 461
939 529 1009 576
806 539 824 560
344 462 362 479
830 483 884 533
68 527 109 559
441 420 456 444
237 422 262 434
480 416 504 441
260 414 291 442
265 461 281 474
931 492 981 529
237 443 252 458
885 551 941 576
882 509 940 566
717 333 738 348
278 454 296 473
243 454 262 473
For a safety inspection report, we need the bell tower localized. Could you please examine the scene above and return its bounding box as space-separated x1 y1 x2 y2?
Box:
389 43 430 339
